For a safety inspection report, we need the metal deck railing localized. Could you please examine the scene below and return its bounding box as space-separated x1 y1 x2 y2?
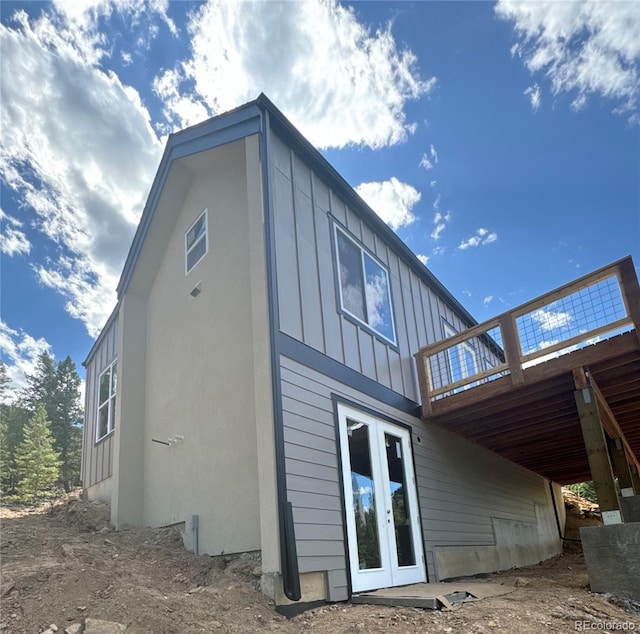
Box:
414 257 640 417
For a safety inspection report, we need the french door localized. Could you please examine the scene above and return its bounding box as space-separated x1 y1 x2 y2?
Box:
337 404 425 592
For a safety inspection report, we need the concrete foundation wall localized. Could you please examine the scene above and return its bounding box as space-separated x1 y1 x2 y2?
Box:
83 477 112 505
581 523 640 600
435 500 561 579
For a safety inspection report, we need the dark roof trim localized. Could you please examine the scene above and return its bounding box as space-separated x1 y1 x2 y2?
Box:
253 93 479 329
83 300 121 367
116 103 262 297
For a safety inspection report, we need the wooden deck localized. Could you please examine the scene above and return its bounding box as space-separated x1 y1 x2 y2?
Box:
414 257 640 485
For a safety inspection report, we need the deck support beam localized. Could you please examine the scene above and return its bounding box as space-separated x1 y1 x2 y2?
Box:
574 386 622 524
607 436 635 498
631 465 640 496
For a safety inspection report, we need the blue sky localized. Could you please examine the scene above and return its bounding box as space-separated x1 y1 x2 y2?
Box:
1 0 638 397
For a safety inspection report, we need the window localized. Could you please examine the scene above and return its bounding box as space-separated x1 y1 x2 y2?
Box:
185 208 208 274
97 360 117 441
335 225 396 345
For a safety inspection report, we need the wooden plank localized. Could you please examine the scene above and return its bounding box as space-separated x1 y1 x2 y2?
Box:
521 318 632 364
499 313 524 386
510 260 629 319
617 256 640 345
574 386 620 515
607 436 634 493
589 375 640 471
631 465 640 495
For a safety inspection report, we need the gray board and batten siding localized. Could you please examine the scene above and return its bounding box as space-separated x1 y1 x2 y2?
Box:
270 131 484 404
268 131 558 600
82 309 119 489
280 355 558 601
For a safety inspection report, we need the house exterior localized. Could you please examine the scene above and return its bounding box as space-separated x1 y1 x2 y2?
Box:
82 95 563 607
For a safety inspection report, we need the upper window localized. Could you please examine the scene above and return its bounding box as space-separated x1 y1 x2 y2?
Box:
97 360 117 442
185 208 208 274
335 225 396 345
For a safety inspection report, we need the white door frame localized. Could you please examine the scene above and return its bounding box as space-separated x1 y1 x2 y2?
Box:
337 403 426 593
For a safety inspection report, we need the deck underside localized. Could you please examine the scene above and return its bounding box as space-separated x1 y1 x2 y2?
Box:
426 331 640 485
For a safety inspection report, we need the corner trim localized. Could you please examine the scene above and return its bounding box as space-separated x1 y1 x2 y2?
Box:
261 109 301 601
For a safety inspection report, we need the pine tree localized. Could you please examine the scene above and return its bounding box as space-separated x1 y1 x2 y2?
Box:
15 404 60 503
0 404 29 495
0 361 11 401
21 353 83 492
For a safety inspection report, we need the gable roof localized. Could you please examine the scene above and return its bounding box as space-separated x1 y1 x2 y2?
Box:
114 94 480 331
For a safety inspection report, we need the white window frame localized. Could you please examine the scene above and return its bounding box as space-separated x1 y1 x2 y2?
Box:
334 225 397 346
96 359 117 442
185 208 208 275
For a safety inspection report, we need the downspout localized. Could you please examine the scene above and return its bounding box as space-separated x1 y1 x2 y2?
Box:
259 107 301 601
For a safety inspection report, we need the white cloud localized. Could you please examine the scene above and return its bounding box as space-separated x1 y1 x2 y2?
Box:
153 0 435 148
431 211 451 241
496 0 640 120
483 295 494 307
524 83 542 111
430 194 451 241
430 180 437 188
0 7 163 337
531 307 572 331
462 290 472 298
0 209 30 256
433 245 446 256
417 254 429 266
0 321 52 402
458 227 497 250
355 178 420 231
419 144 439 171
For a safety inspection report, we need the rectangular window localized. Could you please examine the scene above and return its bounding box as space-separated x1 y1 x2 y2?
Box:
97 360 117 442
185 208 208 274
335 225 396 345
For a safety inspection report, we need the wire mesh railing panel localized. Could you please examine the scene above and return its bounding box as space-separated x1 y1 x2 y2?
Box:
427 326 509 397
516 274 627 360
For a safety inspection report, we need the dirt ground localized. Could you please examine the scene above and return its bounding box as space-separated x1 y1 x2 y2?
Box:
1 492 638 634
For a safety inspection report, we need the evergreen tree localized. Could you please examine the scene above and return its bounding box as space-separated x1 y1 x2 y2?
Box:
15 404 60 503
0 404 29 495
0 361 10 401
21 353 83 492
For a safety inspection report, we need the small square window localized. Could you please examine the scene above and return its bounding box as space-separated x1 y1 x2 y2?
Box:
185 209 208 274
334 225 396 345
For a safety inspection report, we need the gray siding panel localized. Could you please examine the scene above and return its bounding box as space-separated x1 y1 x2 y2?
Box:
82 312 118 489
280 355 558 593
269 131 501 407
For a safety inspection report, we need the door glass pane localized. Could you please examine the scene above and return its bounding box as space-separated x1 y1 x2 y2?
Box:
384 433 416 567
347 420 381 570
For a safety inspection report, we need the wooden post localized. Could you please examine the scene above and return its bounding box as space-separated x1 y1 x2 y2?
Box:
499 313 524 387
607 436 635 498
631 464 640 496
574 386 622 524
414 353 433 418
618 257 640 346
